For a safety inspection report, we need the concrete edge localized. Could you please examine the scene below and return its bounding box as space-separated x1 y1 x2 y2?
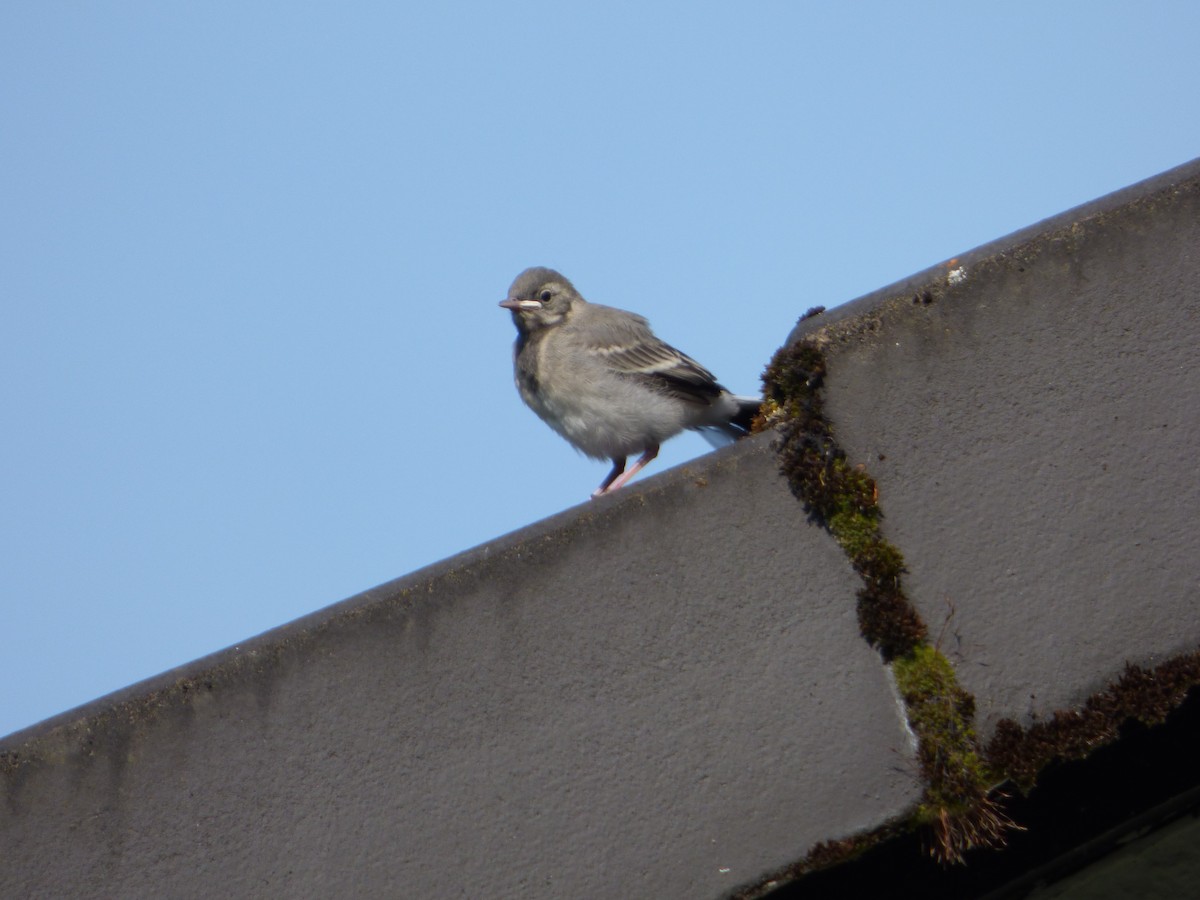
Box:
9 154 1197 756
0 435 773 750
789 155 1200 342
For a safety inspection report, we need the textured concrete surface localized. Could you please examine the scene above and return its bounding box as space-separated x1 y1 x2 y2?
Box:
3 158 1199 899
809 156 1200 735
0 441 918 899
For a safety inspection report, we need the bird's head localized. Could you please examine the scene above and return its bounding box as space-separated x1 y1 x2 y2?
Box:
499 267 580 332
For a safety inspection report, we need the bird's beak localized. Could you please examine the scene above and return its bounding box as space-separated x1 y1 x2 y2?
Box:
499 299 541 310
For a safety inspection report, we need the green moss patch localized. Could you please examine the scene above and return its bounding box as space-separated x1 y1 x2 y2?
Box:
893 645 1019 863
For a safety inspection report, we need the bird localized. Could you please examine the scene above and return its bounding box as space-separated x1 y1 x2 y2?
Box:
499 267 760 498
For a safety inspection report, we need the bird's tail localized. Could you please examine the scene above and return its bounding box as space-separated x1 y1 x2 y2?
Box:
696 395 762 448
728 394 761 434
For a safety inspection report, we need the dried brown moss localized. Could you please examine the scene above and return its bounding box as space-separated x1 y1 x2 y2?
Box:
760 339 926 660
986 651 1200 791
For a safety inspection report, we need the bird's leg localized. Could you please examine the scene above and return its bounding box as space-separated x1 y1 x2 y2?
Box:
592 457 627 498
600 444 659 495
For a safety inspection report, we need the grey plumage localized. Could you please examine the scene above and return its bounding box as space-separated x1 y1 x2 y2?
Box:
500 266 759 497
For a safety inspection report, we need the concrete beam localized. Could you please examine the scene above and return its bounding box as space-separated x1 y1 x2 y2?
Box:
3 157 1199 898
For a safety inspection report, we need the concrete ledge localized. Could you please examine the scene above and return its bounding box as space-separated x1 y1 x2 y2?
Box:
1 441 919 898
810 156 1200 734
3 158 1199 898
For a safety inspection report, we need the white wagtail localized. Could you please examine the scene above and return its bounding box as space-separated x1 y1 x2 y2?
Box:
500 267 760 498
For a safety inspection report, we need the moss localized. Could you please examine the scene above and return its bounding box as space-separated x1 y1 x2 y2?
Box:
893 645 1019 863
986 651 1200 792
760 335 1005 864
761 338 927 661
828 508 877 561
854 587 921 662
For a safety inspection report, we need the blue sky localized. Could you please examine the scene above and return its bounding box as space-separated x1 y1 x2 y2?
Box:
3 3 1198 739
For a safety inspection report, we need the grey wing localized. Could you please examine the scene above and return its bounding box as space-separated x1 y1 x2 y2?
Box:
578 308 724 404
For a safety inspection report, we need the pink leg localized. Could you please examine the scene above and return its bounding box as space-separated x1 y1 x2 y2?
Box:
591 457 626 498
597 445 659 495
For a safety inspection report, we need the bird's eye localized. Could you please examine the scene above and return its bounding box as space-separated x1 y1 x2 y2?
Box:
539 290 552 302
